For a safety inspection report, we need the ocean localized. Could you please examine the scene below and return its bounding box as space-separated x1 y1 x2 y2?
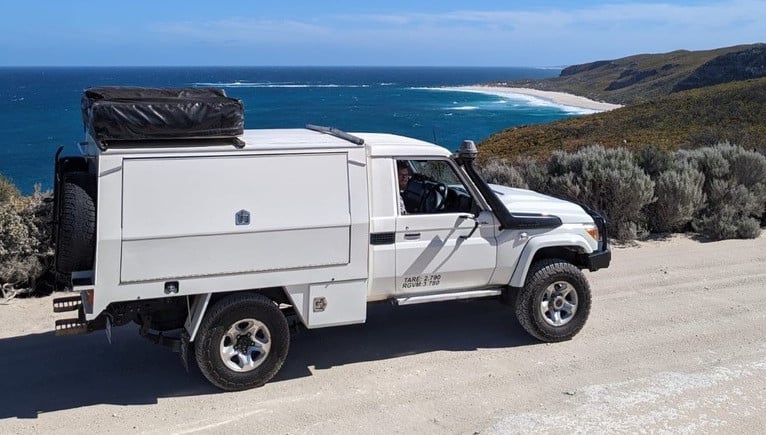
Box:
0 66 579 194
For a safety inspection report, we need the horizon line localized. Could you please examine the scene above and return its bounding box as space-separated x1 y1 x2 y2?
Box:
0 64 566 69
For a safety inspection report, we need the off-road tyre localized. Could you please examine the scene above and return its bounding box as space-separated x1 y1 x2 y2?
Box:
195 293 290 391
515 258 591 342
55 172 96 273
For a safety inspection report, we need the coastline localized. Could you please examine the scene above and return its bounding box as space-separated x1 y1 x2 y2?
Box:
441 85 624 113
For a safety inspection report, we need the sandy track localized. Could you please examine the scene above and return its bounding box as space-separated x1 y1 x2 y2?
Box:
1 235 765 434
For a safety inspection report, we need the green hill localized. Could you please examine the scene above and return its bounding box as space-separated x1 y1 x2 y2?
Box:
479 77 766 161
505 44 766 104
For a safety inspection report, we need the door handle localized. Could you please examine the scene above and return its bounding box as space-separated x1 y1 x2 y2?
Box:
404 233 421 240
458 214 480 239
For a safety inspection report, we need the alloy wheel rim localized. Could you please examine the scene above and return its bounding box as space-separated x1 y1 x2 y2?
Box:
540 281 578 327
219 318 271 372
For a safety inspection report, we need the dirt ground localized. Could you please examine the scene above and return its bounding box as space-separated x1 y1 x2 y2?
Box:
1 235 765 434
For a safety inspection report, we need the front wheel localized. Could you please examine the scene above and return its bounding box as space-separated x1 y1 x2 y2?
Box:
515 259 591 342
195 293 290 391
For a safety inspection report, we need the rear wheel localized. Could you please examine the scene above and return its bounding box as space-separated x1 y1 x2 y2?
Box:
55 172 96 273
195 293 290 391
515 259 591 342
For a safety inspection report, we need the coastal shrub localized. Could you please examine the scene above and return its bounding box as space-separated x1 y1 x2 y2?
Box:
0 174 20 204
0 186 53 292
546 145 655 241
684 144 766 239
514 158 549 192
736 217 763 239
693 180 754 239
636 146 673 177
645 160 706 233
479 159 528 189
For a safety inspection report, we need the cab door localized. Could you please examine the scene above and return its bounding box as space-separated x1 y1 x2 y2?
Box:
394 158 497 295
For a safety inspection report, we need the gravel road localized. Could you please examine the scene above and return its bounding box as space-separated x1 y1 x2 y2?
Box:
1 235 765 434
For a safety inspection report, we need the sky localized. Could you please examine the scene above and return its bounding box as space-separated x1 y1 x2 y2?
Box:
1 0 764 67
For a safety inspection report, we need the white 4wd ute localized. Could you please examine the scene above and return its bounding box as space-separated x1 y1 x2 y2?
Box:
52 88 610 391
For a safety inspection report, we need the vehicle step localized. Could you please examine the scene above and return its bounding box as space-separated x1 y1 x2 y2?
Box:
55 318 88 336
53 295 82 313
395 288 503 306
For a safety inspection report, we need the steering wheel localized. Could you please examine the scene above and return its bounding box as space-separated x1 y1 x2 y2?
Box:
420 182 448 212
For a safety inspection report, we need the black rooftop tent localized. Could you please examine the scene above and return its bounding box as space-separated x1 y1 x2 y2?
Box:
81 87 244 149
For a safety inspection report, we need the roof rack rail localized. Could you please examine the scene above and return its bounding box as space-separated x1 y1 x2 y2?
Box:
93 136 246 151
305 124 365 145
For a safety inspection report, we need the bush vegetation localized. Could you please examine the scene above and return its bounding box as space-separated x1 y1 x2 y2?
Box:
0 174 20 203
636 147 706 233
0 184 53 295
480 143 765 241
645 161 706 233
478 159 528 189
546 146 655 240
683 144 766 239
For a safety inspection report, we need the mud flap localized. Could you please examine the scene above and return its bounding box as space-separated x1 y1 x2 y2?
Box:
179 331 191 373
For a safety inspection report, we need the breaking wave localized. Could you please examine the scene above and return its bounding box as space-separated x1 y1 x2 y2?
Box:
193 81 371 88
417 87 599 115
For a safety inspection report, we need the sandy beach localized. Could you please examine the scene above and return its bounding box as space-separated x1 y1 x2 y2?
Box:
2 235 765 433
443 85 624 113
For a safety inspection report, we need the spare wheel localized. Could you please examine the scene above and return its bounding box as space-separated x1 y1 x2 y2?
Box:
55 172 96 273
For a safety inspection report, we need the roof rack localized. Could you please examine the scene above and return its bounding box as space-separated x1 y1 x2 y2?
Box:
305 124 365 145
92 136 246 152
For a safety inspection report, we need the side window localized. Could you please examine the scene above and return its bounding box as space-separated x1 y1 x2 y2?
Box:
397 159 475 214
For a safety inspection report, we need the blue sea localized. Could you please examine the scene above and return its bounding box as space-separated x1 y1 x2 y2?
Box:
0 66 579 194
